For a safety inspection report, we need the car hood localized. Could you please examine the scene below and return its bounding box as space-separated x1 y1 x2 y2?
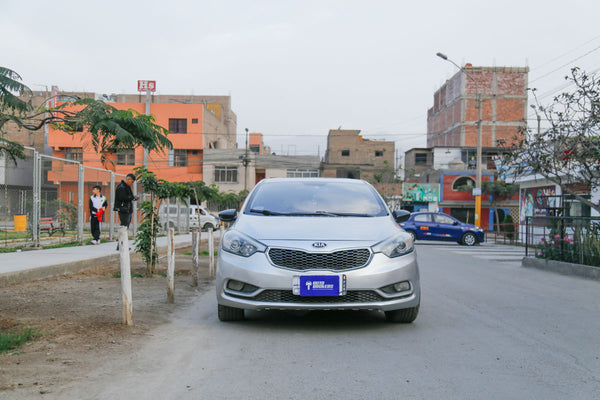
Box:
233 215 400 243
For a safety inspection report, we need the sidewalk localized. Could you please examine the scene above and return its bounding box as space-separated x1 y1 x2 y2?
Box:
0 232 216 286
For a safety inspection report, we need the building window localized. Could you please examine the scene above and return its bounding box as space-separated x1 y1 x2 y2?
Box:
168 149 188 167
64 147 83 162
375 150 384 157
215 166 238 183
249 144 260 154
168 118 187 133
287 168 320 178
117 150 135 165
191 118 198 124
452 176 475 191
415 153 428 166
341 150 350 156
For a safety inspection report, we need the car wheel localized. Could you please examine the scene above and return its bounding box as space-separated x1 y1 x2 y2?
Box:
462 232 477 246
407 230 417 242
218 304 245 321
385 304 419 323
203 223 214 232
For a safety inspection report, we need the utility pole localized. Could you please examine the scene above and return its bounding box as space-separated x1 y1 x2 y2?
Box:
437 52 483 227
242 128 250 191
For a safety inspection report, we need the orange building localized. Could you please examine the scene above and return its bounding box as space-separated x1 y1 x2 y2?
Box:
46 93 237 219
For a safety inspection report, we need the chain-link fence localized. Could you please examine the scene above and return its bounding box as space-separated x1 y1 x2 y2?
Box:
0 147 132 249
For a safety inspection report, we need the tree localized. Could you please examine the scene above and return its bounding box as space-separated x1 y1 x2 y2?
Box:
501 67 600 213
0 67 31 163
133 166 219 273
456 180 519 230
0 66 172 164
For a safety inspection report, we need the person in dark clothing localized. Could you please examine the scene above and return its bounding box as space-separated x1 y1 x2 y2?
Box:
89 185 108 244
114 173 139 228
114 173 139 251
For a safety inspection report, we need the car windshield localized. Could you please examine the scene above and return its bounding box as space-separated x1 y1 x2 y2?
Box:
244 180 388 217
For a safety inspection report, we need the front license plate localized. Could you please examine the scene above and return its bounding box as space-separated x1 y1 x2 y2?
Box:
292 275 347 296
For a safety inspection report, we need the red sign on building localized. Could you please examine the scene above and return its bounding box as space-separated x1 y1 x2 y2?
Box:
137 80 156 92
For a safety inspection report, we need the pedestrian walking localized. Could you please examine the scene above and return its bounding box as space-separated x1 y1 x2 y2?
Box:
89 185 108 245
114 173 139 250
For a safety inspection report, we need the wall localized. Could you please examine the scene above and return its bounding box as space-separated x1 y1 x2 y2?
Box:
427 66 529 150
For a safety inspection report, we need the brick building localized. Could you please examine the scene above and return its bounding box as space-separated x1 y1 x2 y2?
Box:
427 65 529 149
322 129 395 179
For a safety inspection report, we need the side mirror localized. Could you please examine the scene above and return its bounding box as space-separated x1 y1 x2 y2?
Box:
219 209 238 222
453 221 460 225
392 210 411 223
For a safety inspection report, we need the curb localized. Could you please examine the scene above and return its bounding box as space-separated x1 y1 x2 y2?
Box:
0 241 194 286
522 257 600 280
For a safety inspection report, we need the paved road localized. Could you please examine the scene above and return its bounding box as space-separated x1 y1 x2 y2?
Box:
51 243 600 400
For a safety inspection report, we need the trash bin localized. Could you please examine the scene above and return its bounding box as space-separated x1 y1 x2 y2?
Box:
14 215 27 232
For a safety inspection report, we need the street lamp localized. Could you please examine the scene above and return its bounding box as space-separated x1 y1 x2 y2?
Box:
436 52 483 227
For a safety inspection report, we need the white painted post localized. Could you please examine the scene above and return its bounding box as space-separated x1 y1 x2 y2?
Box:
118 226 133 325
208 228 215 277
167 227 175 303
191 228 199 287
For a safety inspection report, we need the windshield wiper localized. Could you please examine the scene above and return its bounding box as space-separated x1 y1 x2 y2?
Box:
322 212 372 217
249 208 288 216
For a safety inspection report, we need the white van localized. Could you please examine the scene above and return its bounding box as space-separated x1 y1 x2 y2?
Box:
189 205 220 231
159 204 220 231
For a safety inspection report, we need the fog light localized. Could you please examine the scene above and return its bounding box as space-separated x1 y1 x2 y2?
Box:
394 281 411 292
227 280 245 291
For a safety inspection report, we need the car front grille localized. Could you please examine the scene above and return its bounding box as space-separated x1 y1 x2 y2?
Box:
249 290 385 304
268 248 371 271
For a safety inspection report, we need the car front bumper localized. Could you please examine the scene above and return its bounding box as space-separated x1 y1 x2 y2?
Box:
216 248 420 312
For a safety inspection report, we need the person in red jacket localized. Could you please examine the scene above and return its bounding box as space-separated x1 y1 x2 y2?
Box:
89 185 108 245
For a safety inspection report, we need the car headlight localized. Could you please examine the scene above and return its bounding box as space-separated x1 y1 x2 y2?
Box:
372 233 414 258
221 230 267 257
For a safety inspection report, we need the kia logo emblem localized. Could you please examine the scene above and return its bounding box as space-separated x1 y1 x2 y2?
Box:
312 242 327 248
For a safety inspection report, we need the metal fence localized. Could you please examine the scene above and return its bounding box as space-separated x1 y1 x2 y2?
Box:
0 147 133 249
0 147 225 250
524 216 600 267
484 222 520 245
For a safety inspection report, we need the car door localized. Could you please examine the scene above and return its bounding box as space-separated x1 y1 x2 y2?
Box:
431 213 463 241
412 213 435 239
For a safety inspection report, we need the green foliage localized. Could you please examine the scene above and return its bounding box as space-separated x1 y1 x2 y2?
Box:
72 98 172 158
0 326 40 353
135 199 160 269
503 214 515 239
537 222 600 267
0 66 31 114
0 66 173 166
133 166 219 273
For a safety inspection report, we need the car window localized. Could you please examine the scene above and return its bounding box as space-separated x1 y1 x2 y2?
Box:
245 180 388 216
434 214 455 224
413 214 431 222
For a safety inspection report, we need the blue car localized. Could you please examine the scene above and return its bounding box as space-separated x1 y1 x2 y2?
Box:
396 211 484 246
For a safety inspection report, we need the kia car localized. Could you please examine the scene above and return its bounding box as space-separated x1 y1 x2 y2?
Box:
216 178 420 323
398 211 484 246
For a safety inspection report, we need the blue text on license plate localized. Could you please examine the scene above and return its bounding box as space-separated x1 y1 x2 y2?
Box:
292 275 347 296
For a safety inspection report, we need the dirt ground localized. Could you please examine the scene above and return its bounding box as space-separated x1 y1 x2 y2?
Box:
0 248 214 399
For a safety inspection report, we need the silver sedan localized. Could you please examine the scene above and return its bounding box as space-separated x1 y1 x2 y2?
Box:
216 178 420 323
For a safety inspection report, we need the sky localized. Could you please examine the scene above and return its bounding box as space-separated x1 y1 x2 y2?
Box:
2 0 600 161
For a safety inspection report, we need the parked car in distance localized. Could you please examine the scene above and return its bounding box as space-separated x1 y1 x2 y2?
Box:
159 204 220 232
216 178 421 323
397 211 484 246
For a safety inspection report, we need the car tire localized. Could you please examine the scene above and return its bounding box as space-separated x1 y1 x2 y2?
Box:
407 230 417 242
461 232 477 246
385 304 419 323
203 223 214 232
218 304 245 321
